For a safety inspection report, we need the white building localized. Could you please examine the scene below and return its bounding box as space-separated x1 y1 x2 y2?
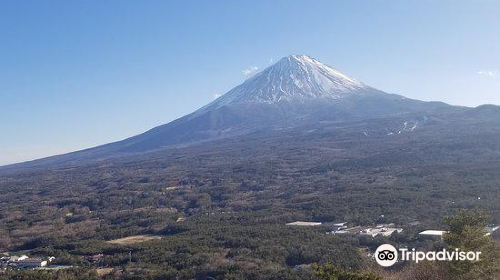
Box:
8 255 28 262
418 230 446 240
286 221 322 226
359 227 403 237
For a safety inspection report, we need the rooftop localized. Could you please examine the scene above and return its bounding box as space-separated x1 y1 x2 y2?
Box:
286 221 322 226
419 230 447 236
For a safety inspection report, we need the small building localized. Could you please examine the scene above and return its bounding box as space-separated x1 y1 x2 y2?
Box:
419 230 446 240
8 255 28 262
330 226 363 235
359 228 376 237
377 227 403 237
17 258 47 268
485 226 499 236
323 222 348 232
286 221 322 226
358 226 403 237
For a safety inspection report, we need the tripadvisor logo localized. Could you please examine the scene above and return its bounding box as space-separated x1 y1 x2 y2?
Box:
375 244 398 267
375 244 481 267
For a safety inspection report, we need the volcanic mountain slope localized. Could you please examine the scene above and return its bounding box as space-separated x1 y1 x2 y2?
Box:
0 54 484 171
198 54 371 110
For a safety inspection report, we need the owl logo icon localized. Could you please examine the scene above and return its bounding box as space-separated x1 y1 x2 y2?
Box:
375 244 398 267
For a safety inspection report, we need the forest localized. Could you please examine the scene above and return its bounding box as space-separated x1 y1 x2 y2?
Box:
2 112 500 279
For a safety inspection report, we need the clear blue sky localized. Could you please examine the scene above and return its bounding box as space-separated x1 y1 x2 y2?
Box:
1 0 500 166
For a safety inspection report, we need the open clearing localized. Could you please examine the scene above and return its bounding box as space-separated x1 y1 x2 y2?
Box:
106 235 163 245
96 268 114 276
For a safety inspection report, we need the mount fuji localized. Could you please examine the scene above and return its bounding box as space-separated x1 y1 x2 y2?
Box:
1 55 479 170
199 55 370 110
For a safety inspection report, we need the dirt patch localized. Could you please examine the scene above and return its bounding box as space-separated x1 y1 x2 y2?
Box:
106 235 163 245
96 268 114 276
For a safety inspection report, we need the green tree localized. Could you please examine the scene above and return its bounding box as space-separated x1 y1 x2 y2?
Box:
312 263 381 280
443 209 500 279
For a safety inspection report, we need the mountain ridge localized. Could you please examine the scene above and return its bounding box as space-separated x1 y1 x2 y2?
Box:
2 54 490 172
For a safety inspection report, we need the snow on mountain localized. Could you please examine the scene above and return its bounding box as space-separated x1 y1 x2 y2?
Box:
197 55 372 114
0 55 461 171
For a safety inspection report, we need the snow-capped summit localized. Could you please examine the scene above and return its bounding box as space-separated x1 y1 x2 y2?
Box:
1 54 457 171
199 55 372 112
